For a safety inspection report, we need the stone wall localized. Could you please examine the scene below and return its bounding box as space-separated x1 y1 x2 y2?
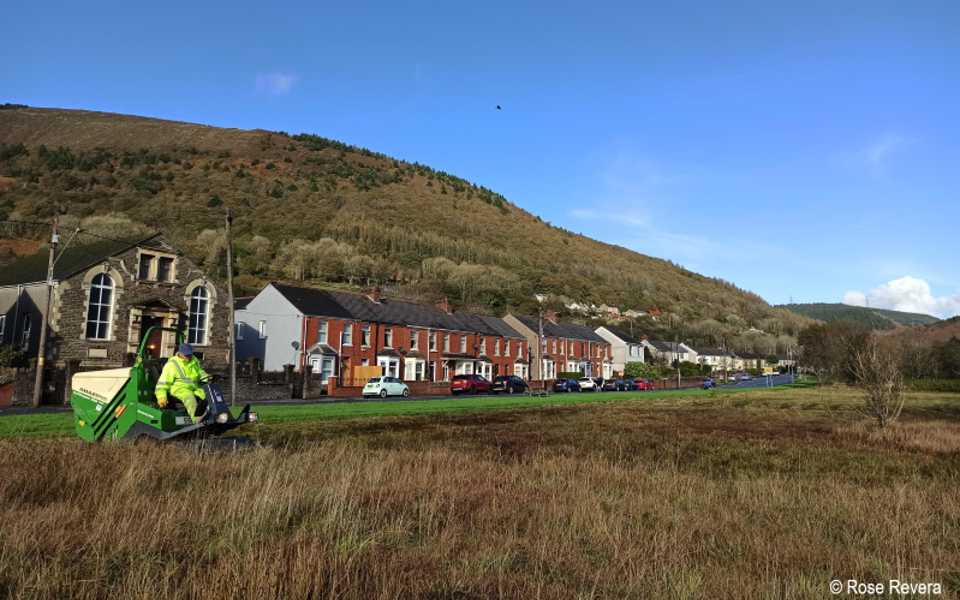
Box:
49 241 229 370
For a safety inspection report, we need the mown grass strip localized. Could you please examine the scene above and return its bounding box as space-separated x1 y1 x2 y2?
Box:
0 384 801 439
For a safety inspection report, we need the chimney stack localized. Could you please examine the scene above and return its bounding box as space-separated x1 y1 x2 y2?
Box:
436 297 451 314
544 309 558 324
366 286 382 303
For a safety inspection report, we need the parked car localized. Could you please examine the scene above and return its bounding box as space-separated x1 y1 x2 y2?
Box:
737 373 753 381
578 377 600 392
553 378 581 393
702 377 715 389
450 374 492 395
362 376 410 399
634 378 655 391
622 378 637 390
491 375 528 394
602 379 623 391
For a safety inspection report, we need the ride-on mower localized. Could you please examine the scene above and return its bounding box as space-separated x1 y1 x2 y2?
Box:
70 327 257 442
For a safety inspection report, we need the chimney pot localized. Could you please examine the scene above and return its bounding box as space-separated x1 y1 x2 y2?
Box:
436 297 451 314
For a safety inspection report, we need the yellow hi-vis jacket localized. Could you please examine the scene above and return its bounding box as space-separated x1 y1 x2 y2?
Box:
155 355 209 402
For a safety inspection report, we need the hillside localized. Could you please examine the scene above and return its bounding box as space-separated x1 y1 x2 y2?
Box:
0 105 809 347
779 303 939 330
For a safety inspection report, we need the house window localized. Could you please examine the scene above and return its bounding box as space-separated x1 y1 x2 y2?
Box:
258 320 266 339
517 343 523 359
20 315 31 350
429 331 437 351
157 257 174 282
0 314 5 341
318 320 328 344
138 254 153 280
85 273 114 340
443 334 450 352
188 286 209 345
361 358 370 367
404 358 425 381
384 327 393 348
378 355 400 378
494 339 500 356
459 335 467 353
311 356 336 381
410 330 419 351
481 337 488 355
236 322 244 341
342 323 353 346
361 325 371 347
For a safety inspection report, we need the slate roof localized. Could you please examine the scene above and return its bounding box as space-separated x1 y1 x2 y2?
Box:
695 346 734 357
270 283 525 339
234 297 253 310
601 325 645 344
648 340 691 353
511 314 606 343
0 234 163 287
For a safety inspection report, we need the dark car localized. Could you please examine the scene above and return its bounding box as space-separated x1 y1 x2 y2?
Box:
553 378 581 393
450 374 492 395
702 377 716 389
602 379 622 391
621 378 637 390
491 375 528 394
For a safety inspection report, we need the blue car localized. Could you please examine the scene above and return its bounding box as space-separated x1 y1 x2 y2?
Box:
553 378 581 393
702 377 715 389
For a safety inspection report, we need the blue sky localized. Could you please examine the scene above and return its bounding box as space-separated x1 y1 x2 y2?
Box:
4 1 958 316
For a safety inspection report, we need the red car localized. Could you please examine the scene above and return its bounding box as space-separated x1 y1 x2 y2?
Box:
634 378 655 391
450 374 492 395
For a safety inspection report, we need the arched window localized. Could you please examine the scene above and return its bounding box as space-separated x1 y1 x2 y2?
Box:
85 273 114 340
188 286 209 345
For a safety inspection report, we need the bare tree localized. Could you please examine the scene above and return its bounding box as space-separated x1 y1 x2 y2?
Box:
852 336 905 428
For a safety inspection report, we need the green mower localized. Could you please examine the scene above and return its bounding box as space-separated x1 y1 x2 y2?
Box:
70 327 257 442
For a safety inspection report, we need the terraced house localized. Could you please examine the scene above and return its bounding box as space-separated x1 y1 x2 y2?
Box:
235 283 529 383
502 312 613 381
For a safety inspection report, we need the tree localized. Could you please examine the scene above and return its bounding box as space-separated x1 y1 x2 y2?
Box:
798 322 869 384
852 336 904 428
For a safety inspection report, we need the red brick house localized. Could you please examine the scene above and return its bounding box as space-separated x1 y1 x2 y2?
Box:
236 283 529 384
502 312 613 380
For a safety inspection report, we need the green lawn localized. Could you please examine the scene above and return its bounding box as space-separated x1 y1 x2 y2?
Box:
0 384 808 439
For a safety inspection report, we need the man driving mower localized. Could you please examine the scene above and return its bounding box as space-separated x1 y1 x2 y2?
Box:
155 343 210 424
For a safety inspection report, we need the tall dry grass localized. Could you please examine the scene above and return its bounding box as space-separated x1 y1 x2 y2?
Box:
1 401 959 599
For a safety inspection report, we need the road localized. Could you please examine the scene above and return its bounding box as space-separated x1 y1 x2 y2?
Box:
721 373 795 389
1 375 798 416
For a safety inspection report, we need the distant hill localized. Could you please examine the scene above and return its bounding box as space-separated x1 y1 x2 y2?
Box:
0 105 810 343
779 303 939 330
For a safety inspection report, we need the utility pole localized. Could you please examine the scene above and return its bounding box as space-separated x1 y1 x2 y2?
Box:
535 293 546 392
32 217 59 407
225 208 237 406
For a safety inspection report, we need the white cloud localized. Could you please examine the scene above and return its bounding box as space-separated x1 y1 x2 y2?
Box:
844 276 960 318
864 134 909 166
256 72 298 95
842 290 867 307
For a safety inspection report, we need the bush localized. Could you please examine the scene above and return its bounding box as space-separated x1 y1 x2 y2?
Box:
557 372 583 380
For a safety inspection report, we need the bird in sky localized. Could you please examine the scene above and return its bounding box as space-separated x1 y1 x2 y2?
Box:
496 105 502 110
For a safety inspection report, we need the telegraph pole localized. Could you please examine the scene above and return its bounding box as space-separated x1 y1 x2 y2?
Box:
32 217 59 407
225 208 237 406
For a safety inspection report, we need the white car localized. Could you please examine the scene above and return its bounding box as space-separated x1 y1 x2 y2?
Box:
362 376 410 399
578 377 599 392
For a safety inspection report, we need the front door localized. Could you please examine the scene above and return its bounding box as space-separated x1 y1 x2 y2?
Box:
139 315 164 358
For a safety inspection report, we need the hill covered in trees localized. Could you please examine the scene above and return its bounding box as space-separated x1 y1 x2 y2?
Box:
0 105 809 351
779 303 939 330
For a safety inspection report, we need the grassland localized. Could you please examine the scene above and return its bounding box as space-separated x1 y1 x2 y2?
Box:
1 385 959 598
